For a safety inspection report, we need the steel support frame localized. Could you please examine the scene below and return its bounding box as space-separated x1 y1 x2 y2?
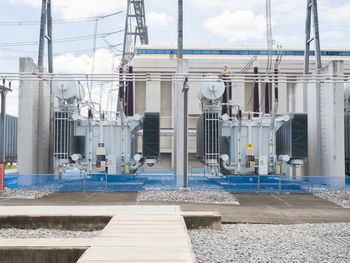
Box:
303 0 322 112
121 0 149 67
38 0 54 173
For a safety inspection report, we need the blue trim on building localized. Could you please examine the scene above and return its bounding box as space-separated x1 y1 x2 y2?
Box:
137 49 350 56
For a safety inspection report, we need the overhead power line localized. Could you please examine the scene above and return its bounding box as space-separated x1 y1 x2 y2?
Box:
0 11 123 26
0 72 349 84
0 45 123 55
0 30 124 47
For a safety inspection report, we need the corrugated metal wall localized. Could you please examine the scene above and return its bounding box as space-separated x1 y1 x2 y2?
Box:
0 115 18 163
345 109 350 175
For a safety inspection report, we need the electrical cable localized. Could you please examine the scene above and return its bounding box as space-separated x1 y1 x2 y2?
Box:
0 30 124 47
0 11 123 26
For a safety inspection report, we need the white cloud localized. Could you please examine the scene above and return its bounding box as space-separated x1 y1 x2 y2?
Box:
323 31 346 39
321 4 350 26
147 12 172 27
9 0 126 19
189 0 264 10
54 49 119 74
204 10 265 42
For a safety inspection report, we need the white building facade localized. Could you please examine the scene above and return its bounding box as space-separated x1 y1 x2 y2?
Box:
131 46 350 173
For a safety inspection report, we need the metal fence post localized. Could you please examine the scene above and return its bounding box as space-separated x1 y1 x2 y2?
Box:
83 173 86 192
105 174 108 192
279 174 281 194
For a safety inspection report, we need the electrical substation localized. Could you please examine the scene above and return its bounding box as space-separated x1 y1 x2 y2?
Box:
0 1 350 262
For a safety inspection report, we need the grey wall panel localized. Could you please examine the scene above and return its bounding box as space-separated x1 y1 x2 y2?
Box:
0 114 18 162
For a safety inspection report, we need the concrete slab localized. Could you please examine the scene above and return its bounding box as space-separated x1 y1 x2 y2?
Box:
0 206 197 263
0 193 349 224
77 208 196 262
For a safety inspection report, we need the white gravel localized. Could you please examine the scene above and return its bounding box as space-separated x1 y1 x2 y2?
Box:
137 191 239 205
314 191 350 208
0 189 51 199
0 228 100 239
189 223 350 263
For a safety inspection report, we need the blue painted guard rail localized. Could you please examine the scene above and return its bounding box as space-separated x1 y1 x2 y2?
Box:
4 171 350 194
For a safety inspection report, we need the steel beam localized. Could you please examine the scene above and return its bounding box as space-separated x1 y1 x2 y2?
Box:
121 0 148 67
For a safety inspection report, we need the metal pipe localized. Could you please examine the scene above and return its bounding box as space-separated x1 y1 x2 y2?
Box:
88 121 92 173
221 160 235 171
312 0 322 70
269 67 279 173
178 0 183 59
265 82 270 114
183 79 189 188
127 66 134 116
304 0 312 75
253 59 259 115
38 0 47 68
47 0 53 73
237 118 242 174
47 0 55 173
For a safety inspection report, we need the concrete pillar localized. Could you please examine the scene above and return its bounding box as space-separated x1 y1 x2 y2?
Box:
18 58 50 180
173 59 188 186
318 61 345 179
277 78 288 114
146 80 161 112
231 82 245 109
305 61 345 182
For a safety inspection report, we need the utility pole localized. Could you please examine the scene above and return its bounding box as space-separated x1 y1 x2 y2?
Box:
303 0 322 178
38 0 54 173
175 0 189 189
172 0 188 189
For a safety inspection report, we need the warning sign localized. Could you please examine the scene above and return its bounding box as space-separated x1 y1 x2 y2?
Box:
247 144 253 149
0 163 4 191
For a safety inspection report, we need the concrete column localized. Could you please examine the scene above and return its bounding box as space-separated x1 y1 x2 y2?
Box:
291 82 305 113
145 80 161 112
18 58 50 180
318 61 345 179
173 59 188 186
277 78 288 114
231 82 245 109
305 61 345 182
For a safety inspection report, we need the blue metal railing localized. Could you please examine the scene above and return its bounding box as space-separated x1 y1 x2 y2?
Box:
4 172 350 194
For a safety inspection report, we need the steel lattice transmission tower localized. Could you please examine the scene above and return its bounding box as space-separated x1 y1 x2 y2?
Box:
121 0 149 67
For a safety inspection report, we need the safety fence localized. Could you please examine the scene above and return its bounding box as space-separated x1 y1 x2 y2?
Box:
4 172 350 194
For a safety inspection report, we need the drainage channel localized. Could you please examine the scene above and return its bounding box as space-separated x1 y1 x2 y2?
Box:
0 248 87 263
0 215 111 263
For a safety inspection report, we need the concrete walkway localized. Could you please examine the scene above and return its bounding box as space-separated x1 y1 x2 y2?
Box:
0 206 197 263
79 210 196 262
1 193 349 224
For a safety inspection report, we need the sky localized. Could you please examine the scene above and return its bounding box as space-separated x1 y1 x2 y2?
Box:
1 0 350 115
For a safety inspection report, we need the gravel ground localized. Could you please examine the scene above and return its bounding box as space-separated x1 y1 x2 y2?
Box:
137 191 239 205
0 228 100 239
189 223 350 263
314 190 350 208
0 189 51 199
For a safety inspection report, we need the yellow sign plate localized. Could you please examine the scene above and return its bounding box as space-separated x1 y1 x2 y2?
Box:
247 144 253 148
